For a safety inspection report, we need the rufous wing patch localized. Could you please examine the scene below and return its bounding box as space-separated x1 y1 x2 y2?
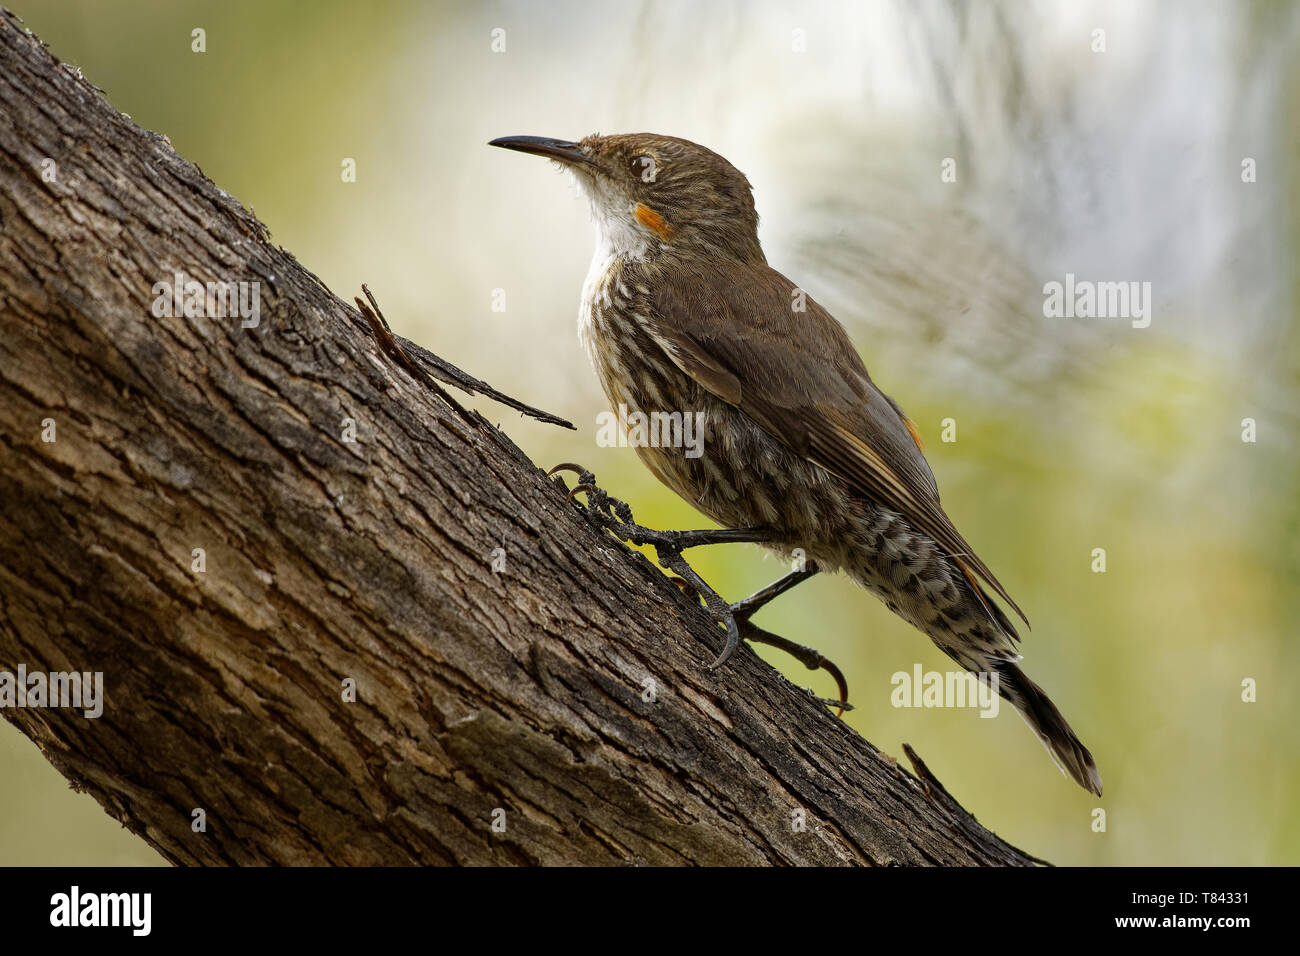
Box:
634 202 673 240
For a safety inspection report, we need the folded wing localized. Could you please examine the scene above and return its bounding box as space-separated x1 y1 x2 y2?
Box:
639 260 1029 636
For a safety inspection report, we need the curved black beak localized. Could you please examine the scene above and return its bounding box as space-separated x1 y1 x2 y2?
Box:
488 135 598 170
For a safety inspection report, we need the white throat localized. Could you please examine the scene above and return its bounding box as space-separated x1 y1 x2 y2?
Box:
570 168 652 262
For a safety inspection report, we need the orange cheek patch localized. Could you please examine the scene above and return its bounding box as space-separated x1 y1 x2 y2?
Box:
634 202 673 240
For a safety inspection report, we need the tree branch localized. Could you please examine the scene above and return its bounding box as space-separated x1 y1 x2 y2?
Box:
0 8 1040 866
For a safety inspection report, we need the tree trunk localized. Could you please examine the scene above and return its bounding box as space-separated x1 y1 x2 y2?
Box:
0 8 1041 866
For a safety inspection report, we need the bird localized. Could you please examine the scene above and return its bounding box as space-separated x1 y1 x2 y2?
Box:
489 132 1102 796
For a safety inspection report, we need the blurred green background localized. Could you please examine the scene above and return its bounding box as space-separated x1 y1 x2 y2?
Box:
3 0 1297 866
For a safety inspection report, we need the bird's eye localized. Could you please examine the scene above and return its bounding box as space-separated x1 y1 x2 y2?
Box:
628 154 657 183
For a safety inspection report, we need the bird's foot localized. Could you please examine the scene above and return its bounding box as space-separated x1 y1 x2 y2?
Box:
548 463 852 714
546 462 653 543
734 620 852 716
548 463 748 670
547 464 770 551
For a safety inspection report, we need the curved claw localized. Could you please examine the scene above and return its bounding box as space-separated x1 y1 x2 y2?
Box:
706 616 742 671
547 462 589 479
729 618 852 718
821 658 851 718
564 483 597 505
797 647 851 716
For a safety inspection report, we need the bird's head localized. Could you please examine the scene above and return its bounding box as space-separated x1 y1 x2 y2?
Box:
489 132 764 264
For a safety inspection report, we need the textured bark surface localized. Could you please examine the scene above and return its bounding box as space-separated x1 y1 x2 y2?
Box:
0 8 1041 866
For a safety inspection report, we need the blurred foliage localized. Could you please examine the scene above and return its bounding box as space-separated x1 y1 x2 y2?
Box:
3 0 1297 866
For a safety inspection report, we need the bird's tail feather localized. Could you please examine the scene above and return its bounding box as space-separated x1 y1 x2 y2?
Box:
992 659 1103 796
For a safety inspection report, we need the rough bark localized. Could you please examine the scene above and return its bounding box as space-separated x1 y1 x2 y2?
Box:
0 8 1042 866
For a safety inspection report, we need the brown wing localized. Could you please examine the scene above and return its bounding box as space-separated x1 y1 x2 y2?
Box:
639 259 1029 633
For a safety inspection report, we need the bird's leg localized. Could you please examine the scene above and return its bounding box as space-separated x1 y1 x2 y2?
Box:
548 463 755 667
737 620 851 716
549 463 850 713
548 464 773 550
729 562 821 622
726 563 849 713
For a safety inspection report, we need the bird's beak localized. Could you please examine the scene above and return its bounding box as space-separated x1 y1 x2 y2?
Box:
488 135 599 171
